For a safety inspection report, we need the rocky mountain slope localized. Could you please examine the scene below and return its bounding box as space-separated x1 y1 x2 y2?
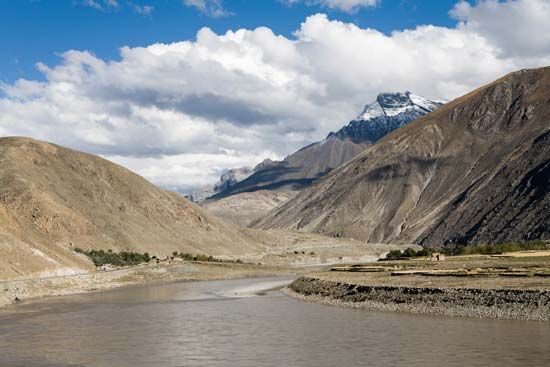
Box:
199 93 442 228
254 67 550 247
0 137 398 280
200 93 442 227
0 137 263 279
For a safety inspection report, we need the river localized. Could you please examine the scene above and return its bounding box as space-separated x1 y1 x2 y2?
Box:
1 277 549 367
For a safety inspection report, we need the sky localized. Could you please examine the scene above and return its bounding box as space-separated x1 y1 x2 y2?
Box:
1 0 550 193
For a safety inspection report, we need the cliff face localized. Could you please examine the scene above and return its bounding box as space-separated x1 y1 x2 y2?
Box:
0 137 263 279
254 67 550 247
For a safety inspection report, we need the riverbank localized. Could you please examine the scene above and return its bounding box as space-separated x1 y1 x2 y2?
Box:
287 277 550 321
0 261 298 309
286 255 550 321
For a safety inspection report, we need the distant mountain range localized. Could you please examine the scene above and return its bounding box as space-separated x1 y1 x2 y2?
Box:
254 67 550 247
191 92 443 204
187 167 253 203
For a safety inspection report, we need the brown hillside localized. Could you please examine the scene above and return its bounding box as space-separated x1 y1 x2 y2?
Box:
0 137 262 279
203 190 294 227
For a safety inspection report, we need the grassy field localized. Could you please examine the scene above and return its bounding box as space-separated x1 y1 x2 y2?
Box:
320 252 550 290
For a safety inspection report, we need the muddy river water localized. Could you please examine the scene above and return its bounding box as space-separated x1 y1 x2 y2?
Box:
1 277 549 367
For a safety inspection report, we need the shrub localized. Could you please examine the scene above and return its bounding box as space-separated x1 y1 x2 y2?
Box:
74 249 152 267
384 250 403 260
415 248 433 257
444 241 548 256
401 247 417 258
175 251 244 264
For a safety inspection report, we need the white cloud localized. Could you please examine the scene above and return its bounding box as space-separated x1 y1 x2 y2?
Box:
451 0 550 58
2 1 550 193
82 1 154 16
81 0 119 11
183 0 231 18
133 4 154 16
284 0 379 13
109 151 280 194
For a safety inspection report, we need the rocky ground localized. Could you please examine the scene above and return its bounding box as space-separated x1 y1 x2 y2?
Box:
286 254 550 321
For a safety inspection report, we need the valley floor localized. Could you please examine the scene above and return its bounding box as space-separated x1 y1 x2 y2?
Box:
286 253 550 321
4 252 550 321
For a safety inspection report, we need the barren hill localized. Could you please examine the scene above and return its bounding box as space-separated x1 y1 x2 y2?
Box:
0 137 263 279
254 67 550 247
203 190 294 227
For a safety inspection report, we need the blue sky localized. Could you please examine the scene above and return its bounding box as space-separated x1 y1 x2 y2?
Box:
1 0 549 192
1 0 459 83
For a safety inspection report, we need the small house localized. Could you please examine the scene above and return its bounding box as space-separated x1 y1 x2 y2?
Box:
430 253 446 261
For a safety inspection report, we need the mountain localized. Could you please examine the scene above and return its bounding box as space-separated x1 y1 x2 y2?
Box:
203 190 295 227
330 92 444 143
0 137 263 279
188 167 253 203
253 67 550 247
211 92 443 200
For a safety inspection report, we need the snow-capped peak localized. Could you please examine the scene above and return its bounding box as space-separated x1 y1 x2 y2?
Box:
331 92 444 143
357 100 385 121
357 92 441 120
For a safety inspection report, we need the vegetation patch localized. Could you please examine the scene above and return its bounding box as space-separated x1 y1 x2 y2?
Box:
172 251 243 264
74 248 151 267
441 241 549 256
382 248 432 261
382 241 549 261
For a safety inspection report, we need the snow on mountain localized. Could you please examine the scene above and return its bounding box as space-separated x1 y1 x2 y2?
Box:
190 92 444 203
330 92 444 143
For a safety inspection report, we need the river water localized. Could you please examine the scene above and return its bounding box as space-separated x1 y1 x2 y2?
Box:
0 277 549 367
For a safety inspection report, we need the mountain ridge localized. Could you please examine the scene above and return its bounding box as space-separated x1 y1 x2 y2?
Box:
253 67 550 247
210 92 443 200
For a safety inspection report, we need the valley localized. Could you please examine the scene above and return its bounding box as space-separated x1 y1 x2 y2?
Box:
0 68 548 322
3 3 550 366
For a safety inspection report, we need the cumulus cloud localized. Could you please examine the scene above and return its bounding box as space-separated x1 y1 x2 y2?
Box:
284 0 378 13
451 0 550 58
2 1 550 193
183 0 231 18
